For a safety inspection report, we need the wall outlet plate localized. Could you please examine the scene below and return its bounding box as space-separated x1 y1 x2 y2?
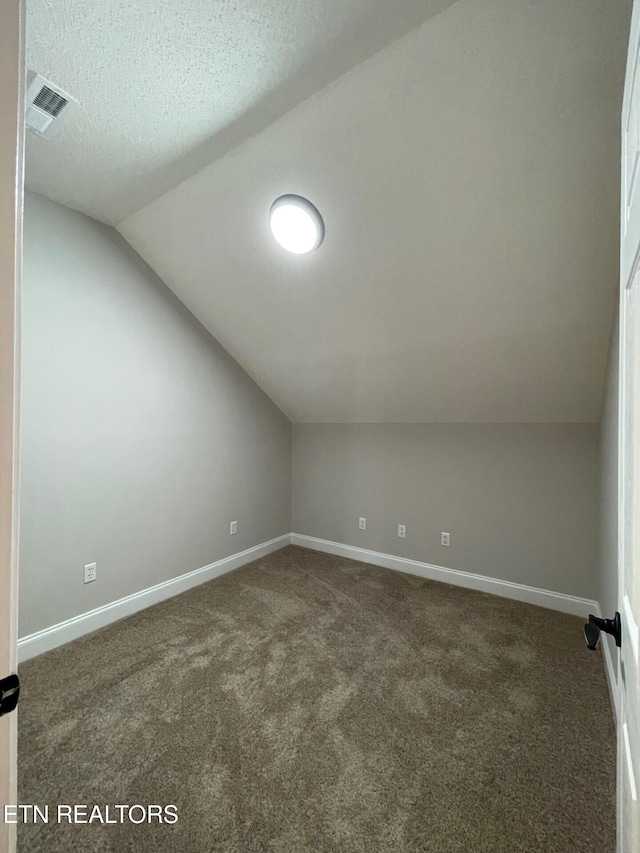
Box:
84 563 97 584
230 521 237 535
441 532 450 547
397 524 406 538
359 517 366 530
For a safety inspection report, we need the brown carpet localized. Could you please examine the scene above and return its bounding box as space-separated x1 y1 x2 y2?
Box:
18 545 614 852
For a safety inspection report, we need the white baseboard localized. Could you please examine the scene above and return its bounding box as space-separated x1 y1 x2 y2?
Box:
22 531 615 728
18 534 290 663
293 535 618 725
291 535 620 718
601 636 619 723
591 602 619 724
290 533 598 618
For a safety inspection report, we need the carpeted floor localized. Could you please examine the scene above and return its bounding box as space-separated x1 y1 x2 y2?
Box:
18 545 615 852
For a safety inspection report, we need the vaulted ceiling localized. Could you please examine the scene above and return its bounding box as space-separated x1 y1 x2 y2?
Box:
26 0 631 423
26 0 456 224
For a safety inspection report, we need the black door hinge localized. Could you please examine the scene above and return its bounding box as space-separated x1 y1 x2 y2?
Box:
0 674 20 717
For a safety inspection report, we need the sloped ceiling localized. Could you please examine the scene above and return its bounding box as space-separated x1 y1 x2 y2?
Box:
26 0 630 423
25 0 456 224
118 0 630 422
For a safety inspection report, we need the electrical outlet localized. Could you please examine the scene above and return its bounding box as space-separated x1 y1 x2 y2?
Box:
397 524 406 539
441 532 450 547
230 521 237 535
359 517 366 530
84 563 97 584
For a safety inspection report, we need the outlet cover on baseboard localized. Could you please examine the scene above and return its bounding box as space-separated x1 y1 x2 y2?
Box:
441 532 450 547
359 517 366 530
84 563 97 584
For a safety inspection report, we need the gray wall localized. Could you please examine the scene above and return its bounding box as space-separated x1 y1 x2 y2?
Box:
599 310 619 672
19 191 610 639
292 423 600 599
19 192 292 637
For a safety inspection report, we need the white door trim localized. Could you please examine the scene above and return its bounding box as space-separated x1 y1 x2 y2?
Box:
0 3 25 852
617 1 640 846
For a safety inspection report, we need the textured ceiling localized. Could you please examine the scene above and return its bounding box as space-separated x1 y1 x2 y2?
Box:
25 0 456 225
118 0 630 423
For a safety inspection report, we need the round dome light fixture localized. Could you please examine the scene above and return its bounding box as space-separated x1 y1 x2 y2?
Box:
269 195 324 254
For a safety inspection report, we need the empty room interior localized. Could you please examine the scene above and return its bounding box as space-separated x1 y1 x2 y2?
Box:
9 0 637 850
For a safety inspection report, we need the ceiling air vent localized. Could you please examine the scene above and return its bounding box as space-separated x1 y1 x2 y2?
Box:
25 73 78 138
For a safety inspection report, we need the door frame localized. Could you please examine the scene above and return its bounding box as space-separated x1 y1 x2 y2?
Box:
617 0 640 849
0 2 25 852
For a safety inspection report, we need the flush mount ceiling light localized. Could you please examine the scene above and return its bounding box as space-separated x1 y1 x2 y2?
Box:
269 195 324 254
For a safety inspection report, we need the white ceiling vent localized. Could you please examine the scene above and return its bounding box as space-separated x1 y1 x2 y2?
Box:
25 73 78 139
